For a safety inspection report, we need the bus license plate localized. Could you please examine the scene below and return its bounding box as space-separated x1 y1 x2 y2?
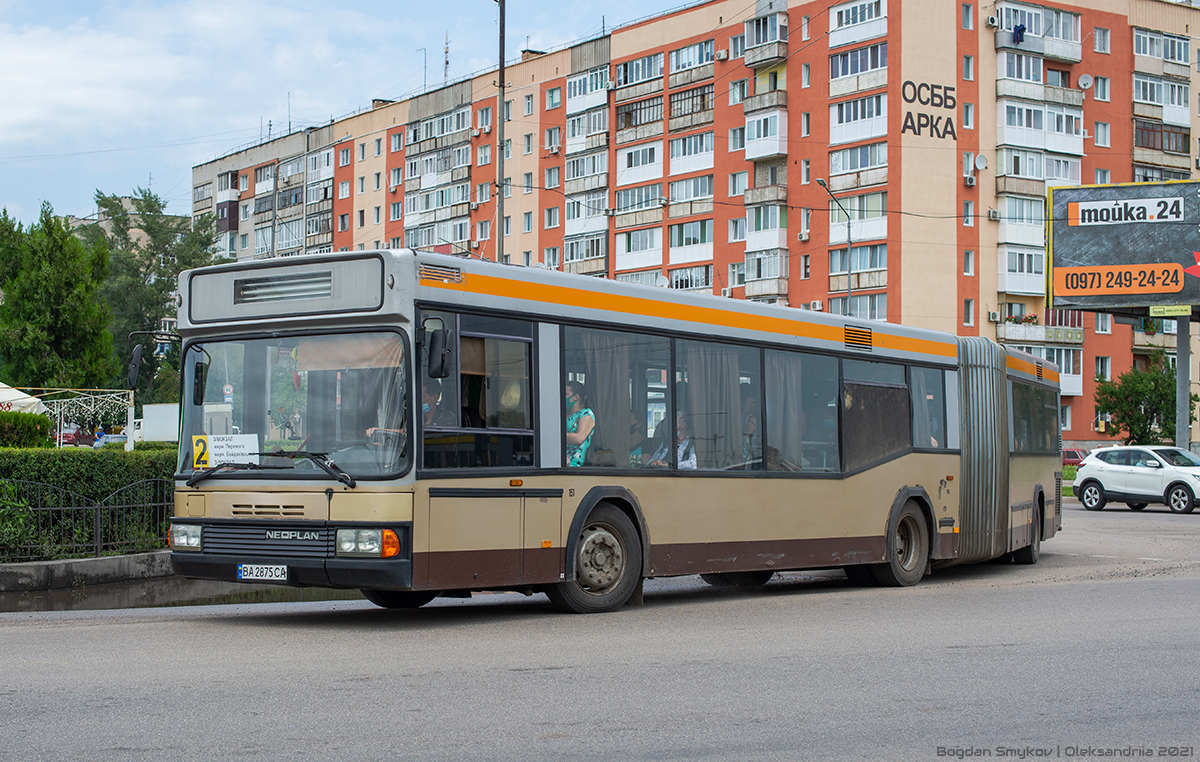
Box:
237 564 288 581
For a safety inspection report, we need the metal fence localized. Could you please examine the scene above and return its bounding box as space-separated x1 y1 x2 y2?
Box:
0 479 174 563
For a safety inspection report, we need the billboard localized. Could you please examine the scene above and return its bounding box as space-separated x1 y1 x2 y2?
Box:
1048 181 1200 310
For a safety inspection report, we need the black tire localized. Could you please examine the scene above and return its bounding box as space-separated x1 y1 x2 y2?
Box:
872 501 929 587
1126 502 1147 511
546 503 642 613
1012 510 1041 565
842 565 879 586
1080 481 1107 511
361 589 438 609
700 570 775 588
1166 484 1196 514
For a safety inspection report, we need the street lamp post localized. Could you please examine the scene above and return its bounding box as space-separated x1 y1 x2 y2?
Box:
817 178 853 318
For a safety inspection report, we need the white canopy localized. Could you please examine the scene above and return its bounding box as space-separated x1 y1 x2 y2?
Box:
0 383 48 415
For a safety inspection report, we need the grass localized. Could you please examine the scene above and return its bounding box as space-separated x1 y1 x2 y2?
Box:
1062 465 1076 497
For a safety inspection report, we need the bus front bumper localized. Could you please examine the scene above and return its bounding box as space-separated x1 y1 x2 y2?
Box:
171 552 414 590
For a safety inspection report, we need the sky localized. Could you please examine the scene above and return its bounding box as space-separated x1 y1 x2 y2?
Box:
0 0 692 225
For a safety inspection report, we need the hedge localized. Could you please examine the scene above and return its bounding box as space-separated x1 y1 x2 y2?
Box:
0 411 53 448
0 447 177 499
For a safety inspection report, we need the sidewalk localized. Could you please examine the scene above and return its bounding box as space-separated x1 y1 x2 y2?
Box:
0 550 174 593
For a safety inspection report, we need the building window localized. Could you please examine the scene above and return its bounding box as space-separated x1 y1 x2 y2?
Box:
545 207 560 229
338 214 349 232
545 166 561 189
1095 168 1110 184
478 144 491 166
962 3 973 29
546 87 562 110
730 79 748 106
670 85 714 118
801 112 810 137
523 211 533 233
830 43 887 80
729 171 748 195
1094 27 1109 54
963 55 974 81
523 172 533 194
339 148 350 166
1094 122 1110 148
1094 76 1109 102
963 102 975 129
616 53 664 86
830 244 886 275
1001 52 1042 84
1095 313 1111 334
616 96 664 131
729 217 746 242
964 299 975 326
669 264 713 292
729 127 745 151
963 200 974 227
964 250 974 276
1095 356 1111 381
524 94 534 116
669 40 714 72
359 144 366 161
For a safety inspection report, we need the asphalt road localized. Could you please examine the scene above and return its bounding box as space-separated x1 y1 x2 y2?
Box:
1 501 1198 762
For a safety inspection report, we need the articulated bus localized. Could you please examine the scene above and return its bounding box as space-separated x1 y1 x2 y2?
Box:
168 249 1062 613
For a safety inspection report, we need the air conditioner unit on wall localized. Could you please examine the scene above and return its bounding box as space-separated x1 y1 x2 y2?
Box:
798 231 810 242
988 311 1001 323
549 145 560 155
986 14 998 27
470 240 480 249
605 81 617 91
965 176 977 187
470 202 479 211
715 50 729 61
810 300 824 311
988 208 1001 221
721 287 732 297
483 124 492 134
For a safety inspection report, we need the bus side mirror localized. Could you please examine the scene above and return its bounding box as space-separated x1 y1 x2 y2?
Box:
426 329 451 379
192 362 208 404
127 344 144 390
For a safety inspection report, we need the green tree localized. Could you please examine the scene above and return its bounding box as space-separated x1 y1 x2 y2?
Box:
76 189 222 408
0 204 116 388
1093 350 1197 444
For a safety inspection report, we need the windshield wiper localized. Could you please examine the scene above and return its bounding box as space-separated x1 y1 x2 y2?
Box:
185 461 293 488
254 451 357 488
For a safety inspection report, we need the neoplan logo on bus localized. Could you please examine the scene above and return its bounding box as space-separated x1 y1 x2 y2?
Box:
1068 197 1184 226
265 530 320 541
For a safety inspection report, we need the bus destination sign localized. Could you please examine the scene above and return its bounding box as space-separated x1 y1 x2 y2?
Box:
1049 181 1200 309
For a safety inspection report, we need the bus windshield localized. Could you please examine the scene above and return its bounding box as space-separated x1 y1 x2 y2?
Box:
179 330 410 479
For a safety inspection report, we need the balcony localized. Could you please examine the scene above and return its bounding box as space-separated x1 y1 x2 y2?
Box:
1132 147 1191 171
745 41 786 69
1043 85 1084 108
745 277 788 298
1133 326 1178 351
829 69 886 99
668 64 713 90
995 176 1045 197
993 323 1082 344
564 255 607 276
828 269 887 293
1060 373 1083 397
743 90 786 115
994 31 1081 64
744 185 787 206
827 168 887 192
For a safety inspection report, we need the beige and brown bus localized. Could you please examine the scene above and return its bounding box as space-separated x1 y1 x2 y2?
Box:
168 249 1062 613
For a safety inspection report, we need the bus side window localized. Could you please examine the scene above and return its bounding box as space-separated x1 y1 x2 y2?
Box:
910 366 946 449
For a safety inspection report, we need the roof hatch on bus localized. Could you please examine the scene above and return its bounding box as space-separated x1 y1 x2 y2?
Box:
188 254 385 323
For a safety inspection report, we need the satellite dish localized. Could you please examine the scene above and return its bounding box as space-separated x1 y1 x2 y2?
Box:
1078 74 1094 90
975 154 989 171
655 275 669 288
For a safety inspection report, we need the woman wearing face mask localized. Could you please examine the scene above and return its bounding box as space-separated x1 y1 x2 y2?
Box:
564 380 595 467
366 379 454 440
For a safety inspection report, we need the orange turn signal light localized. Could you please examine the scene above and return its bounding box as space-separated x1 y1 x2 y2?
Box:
382 529 401 558
510 479 523 486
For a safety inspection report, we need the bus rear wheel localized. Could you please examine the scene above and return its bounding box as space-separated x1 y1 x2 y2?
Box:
546 503 642 614
361 589 438 609
842 565 878 586
872 502 929 587
700 570 775 588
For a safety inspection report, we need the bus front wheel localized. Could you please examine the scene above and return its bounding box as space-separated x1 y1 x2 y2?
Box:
546 503 642 614
361 589 438 609
872 501 929 587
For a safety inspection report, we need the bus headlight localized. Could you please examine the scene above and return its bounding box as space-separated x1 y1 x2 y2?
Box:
169 524 203 551
336 528 401 558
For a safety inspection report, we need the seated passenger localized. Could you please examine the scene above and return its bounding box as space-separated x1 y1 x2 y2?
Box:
420 379 457 428
648 414 696 469
564 381 595 467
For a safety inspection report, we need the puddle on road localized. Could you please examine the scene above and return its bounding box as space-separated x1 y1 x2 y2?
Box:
0 576 363 613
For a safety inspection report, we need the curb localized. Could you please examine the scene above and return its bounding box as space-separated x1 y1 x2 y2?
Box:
0 550 174 593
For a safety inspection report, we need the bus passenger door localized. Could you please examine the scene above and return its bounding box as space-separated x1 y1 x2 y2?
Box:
522 493 563 584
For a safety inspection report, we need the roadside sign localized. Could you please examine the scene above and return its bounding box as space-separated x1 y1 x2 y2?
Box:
1150 304 1191 317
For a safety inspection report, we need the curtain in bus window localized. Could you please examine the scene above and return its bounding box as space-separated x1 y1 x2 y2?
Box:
677 340 757 470
563 326 670 468
764 349 839 472
577 329 631 467
910 366 946 449
842 359 910 472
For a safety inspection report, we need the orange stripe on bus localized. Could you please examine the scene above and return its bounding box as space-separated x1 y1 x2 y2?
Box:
421 273 958 360
1006 355 1061 383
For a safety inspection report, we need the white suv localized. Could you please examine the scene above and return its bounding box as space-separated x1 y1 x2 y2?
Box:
1073 445 1200 513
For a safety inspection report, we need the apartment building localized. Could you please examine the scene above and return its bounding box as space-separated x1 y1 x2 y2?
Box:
191 0 1200 448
